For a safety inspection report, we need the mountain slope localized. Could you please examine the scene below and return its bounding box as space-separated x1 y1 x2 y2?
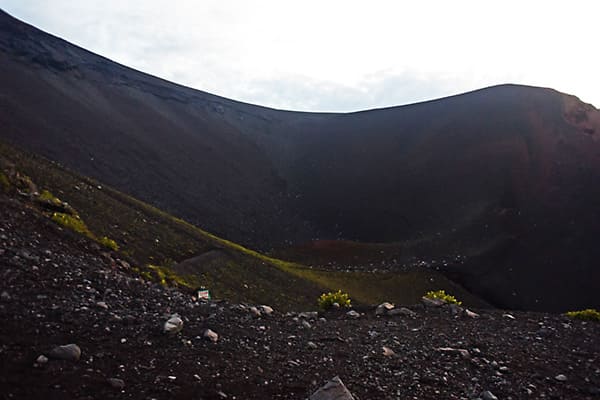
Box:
1 10 599 311
0 140 485 309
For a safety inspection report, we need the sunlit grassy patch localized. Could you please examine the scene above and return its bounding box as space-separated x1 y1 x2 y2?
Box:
424 289 462 305
565 309 600 321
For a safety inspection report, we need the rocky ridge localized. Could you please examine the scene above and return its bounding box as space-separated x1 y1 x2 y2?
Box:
0 194 599 399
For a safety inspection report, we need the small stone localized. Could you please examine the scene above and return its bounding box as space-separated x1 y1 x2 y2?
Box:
307 341 318 350
302 320 312 329
249 306 261 317
48 344 81 361
464 309 480 318
299 311 319 320
259 305 274 316
481 390 498 400
502 313 516 320
346 310 360 319
204 329 218 343
164 315 183 334
36 355 49 364
107 378 125 390
376 302 395 315
382 346 395 356
0 291 10 301
555 374 567 382
310 376 355 400
96 301 109 310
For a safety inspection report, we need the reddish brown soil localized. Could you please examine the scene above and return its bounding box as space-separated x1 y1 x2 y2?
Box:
1 195 599 399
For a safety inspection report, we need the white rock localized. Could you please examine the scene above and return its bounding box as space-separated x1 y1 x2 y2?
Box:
375 302 395 315
249 306 261 317
436 347 471 359
464 309 480 319
346 310 360 319
164 315 184 334
555 374 567 382
259 305 274 316
96 301 109 310
382 346 395 356
36 355 49 364
204 329 218 343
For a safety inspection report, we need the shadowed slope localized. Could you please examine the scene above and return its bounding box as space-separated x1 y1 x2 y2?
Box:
1 10 599 311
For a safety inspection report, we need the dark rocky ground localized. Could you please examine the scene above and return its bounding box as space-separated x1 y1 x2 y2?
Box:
1 195 599 400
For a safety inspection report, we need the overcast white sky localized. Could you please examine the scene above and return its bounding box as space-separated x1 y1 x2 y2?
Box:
1 1 599 112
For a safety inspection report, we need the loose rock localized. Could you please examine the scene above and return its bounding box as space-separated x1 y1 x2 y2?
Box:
47 344 81 361
204 328 219 343
310 376 355 400
382 346 395 356
107 378 125 390
375 302 394 315
481 390 498 400
259 305 274 316
164 315 183 334
35 355 48 364
464 309 480 319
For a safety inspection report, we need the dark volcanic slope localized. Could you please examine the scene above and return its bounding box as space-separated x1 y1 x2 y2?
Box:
1 10 600 311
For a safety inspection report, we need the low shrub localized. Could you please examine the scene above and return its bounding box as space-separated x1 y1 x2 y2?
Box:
424 289 462 305
51 212 93 238
39 189 63 206
565 309 600 321
99 236 119 251
318 290 351 309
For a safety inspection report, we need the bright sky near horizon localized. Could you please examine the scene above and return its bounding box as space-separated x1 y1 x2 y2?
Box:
1 1 599 112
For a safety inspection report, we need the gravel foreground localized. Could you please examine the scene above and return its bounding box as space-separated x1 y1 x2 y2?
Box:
0 196 599 400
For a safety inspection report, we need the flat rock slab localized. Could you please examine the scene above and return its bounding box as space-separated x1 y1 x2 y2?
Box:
310 376 355 400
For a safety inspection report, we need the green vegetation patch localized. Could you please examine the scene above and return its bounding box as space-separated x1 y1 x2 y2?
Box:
424 289 462 305
39 189 63 206
318 290 351 310
99 236 119 251
565 309 600 321
51 212 93 238
146 264 200 288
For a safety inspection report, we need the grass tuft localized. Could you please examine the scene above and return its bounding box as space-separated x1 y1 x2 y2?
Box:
424 289 462 305
318 290 351 309
565 309 600 321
